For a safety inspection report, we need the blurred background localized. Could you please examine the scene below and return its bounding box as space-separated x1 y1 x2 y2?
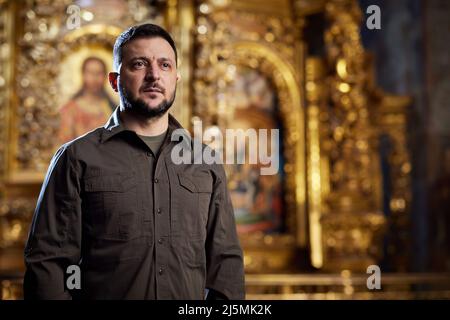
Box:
0 0 449 299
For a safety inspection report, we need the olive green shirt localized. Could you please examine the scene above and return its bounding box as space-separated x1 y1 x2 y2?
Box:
23 107 245 300
137 130 167 158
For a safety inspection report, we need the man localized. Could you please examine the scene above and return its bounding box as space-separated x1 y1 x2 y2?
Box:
23 23 245 300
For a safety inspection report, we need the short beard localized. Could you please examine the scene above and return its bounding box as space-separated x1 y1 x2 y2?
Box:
119 84 176 119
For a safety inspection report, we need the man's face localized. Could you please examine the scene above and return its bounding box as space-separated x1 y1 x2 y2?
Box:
111 37 179 119
83 59 106 95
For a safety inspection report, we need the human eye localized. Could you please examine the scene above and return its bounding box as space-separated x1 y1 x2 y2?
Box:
161 61 172 70
132 60 146 69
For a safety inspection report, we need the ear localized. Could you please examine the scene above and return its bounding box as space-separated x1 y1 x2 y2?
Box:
176 72 181 82
109 72 119 92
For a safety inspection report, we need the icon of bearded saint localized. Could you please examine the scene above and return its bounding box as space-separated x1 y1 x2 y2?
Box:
58 56 116 143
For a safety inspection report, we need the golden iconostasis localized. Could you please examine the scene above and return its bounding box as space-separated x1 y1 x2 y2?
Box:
0 0 449 300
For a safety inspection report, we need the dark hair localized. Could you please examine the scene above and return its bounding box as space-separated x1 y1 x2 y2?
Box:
113 23 178 71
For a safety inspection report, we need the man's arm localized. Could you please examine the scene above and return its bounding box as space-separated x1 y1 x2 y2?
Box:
23 144 82 299
205 164 245 300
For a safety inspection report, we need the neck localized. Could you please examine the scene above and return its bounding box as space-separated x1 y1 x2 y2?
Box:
120 108 169 136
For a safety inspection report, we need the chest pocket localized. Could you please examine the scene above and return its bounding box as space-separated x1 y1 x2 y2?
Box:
83 173 139 240
174 172 213 239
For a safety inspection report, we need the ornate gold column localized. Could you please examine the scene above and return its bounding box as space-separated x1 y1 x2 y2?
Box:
372 92 412 271
165 0 194 129
319 0 386 272
305 57 327 268
0 0 14 183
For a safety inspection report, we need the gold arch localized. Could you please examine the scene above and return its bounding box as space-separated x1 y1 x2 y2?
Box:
230 41 306 246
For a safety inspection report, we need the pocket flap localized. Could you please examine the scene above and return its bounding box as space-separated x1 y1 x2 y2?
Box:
177 173 212 193
84 173 136 192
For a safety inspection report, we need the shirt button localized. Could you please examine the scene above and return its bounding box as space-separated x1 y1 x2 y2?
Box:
157 208 162 214
146 151 153 157
159 267 164 275
158 238 163 244
154 178 159 183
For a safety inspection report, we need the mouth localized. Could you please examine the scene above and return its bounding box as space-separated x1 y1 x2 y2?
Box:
142 86 164 94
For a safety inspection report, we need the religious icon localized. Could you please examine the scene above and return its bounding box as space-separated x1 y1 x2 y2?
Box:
224 67 285 234
58 55 117 144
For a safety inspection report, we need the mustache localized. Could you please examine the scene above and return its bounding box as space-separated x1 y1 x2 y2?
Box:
141 83 165 93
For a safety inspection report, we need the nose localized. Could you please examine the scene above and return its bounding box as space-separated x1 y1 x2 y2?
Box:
145 60 160 82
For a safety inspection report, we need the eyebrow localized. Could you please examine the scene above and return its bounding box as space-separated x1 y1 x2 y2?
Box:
129 56 174 65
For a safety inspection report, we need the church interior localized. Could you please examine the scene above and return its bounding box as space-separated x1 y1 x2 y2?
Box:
0 0 449 299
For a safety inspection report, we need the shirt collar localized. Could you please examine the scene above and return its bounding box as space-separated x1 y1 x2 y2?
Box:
100 106 186 145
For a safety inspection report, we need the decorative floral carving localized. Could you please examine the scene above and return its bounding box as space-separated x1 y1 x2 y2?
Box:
319 0 393 271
